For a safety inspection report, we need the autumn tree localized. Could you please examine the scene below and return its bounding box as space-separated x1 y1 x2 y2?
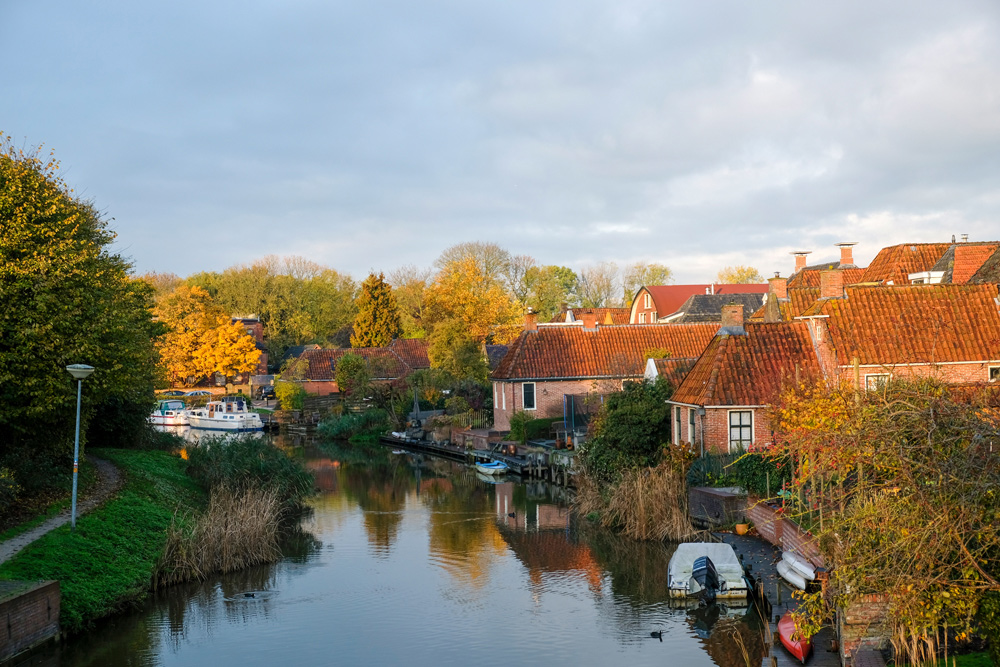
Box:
155 285 260 385
352 272 401 347
0 136 163 500
772 380 1000 664
716 265 764 284
389 265 432 338
424 256 521 378
622 262 673 305
433 241 511 283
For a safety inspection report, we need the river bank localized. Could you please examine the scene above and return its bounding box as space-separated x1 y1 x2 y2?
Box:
0 449 206 633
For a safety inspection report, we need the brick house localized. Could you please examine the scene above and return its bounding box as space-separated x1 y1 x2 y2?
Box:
628 284 769 324
232 316 269 375
670 275 1000 453
668 305 822 455
490 312 717 431
291 338 430 395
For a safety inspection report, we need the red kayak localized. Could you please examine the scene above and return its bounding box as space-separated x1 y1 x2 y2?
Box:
777 611 813 664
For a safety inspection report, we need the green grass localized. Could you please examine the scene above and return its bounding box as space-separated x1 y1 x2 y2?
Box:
932 653 992 667
0 449 206 634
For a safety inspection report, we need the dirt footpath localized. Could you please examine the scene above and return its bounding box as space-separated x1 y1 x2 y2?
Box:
0 456 123 565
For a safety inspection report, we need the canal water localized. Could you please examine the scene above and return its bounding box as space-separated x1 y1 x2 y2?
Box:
27 437 767 666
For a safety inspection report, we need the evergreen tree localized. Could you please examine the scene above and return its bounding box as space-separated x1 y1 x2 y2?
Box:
351 272 401 347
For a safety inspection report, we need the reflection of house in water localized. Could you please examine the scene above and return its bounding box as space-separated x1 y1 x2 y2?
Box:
499 525 604 594
306 459 341 493
491 482 570 531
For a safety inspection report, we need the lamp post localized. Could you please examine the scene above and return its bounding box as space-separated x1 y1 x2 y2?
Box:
66 364 95 531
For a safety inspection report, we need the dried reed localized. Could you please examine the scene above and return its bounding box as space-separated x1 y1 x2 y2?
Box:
600 462 695 541
155 485 284 587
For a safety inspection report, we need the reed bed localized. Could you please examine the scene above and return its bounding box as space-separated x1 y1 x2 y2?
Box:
156 485 284 587
578 461 694 542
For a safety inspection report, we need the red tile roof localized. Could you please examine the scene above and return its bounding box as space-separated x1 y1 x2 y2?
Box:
811 284 1000 366
952 244 999 284
636 284 768 320
297 338 430 381
492 323 718 381
860 243 951 285
651 358 697 387
671 322 822 406
750 288 821 321
787 267 865 289
548 308 631 325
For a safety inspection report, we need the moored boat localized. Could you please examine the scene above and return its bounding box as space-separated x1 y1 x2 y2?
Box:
475 461 509 475
187 399 263 431
782 550 817 581
668 543 749 599
149 399 189 426
777 560 808 590
777 611 813 663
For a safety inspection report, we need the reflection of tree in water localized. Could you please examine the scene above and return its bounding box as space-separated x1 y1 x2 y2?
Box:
423 469 504 588
341 459 415 557
686 606 767 667
581 523 678 604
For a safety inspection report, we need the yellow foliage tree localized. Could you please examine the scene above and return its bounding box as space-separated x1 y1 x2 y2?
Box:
424 256 523 345
155 285 261 385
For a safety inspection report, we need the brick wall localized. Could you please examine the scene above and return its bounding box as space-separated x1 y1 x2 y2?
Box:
631 288 658 323
493 379 621 431
745 502 824 568
302 380 339 395
0 580 60 662
674 405 772 454
838 596 890 660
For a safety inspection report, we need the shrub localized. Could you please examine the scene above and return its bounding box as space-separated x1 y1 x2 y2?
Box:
318 409 390 442
185 436 313 510
274 380 306 410
729 450 792 498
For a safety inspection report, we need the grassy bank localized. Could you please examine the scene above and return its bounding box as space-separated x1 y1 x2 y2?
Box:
0 449 205 633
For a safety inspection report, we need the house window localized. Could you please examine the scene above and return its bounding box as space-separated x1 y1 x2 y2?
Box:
651 311 657 321
729 411 753 451
689 408 696 443
990 366 1000 383
639 313 646 324
522 382 536 410
674 407 681 444
501 384 506 410
865 374 890 391
644 293 652 309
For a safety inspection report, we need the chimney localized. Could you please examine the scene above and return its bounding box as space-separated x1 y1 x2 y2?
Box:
720 303 746 335
768 273 788 300
564 309 575 323
835 242 857 267
580 312 598 330
820 269 845 299
791 251 812 273
525 310 538 332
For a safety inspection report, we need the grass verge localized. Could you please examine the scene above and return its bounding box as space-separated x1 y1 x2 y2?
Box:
0 448 205 634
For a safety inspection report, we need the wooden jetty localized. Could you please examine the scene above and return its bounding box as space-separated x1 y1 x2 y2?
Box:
378 434 576 486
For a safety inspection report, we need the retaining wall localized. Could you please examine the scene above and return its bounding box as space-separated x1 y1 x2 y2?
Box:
0 580 60 663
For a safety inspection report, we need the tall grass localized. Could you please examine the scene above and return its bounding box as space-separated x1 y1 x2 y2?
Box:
318 409 390 442
156 485 284 587
577 462 695 541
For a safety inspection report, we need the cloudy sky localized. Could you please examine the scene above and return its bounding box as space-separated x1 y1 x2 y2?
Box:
4 1 1000 282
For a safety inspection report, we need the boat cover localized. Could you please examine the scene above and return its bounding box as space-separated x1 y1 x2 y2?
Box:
668 543 747 598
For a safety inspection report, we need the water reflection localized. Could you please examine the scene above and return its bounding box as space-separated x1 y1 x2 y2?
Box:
32 438 768 667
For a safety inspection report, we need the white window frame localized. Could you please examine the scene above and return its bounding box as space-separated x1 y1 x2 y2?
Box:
865 373 890 391
728 410 753 452
644 293 652 309
673 406 681 445
651 311 657 321
639 312 646 324
522 382 536 411
501 383 506 410
989 366 1000 383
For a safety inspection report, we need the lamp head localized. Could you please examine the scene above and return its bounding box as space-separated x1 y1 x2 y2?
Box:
66 364 95 380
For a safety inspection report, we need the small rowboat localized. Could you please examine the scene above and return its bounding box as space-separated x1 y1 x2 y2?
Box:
475 461 509 475
782 551 817 581
777 560 807 590
777 611 813 664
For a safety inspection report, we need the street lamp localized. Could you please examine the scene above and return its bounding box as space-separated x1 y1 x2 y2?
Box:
66 364 95 531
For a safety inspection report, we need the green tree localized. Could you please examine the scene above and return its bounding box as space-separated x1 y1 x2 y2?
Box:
525 265 579 321
716 265 764 284
623 262 673 305
0 137 162 500
335 353 372 397
580 378 675 484
388 265 431 338
351 272 401 348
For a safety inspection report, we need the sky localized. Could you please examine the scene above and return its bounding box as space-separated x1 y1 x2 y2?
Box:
4 1 1000 283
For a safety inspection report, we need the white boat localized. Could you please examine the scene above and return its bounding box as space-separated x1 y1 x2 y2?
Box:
149 399 190 426
777 560 807 590
475 461 509 475
781 551 817 581
187 399 263 431
668 543 748 599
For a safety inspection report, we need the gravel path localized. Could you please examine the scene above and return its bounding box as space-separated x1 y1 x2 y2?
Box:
0 456 123 565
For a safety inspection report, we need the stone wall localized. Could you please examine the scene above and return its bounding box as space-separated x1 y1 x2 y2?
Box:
745 501 824 568
0 580 60 663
